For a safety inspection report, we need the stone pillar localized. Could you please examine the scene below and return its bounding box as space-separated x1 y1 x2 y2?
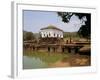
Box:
62 48 65 53
48 47 50 52
68 47 71 53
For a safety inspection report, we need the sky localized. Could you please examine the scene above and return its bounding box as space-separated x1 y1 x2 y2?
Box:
23 10 86 33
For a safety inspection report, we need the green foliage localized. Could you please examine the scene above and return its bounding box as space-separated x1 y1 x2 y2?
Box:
58 12 73 22
57 12 91 38
23 31 34 41
63 32 80 38
24 50 69 63
78 25 90 39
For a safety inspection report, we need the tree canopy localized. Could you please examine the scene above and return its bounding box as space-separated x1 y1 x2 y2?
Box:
57 12 91 39
23 31 35 41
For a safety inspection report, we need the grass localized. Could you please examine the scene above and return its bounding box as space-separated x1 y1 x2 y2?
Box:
23 50 69 63
23 50 91 68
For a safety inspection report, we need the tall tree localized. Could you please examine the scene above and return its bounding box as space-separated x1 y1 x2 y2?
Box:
57 12 91 39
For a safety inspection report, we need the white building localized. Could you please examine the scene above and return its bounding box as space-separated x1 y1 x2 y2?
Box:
40 25 63 38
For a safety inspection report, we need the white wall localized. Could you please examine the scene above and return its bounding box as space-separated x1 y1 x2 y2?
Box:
40 29 63 38
0 0 100 80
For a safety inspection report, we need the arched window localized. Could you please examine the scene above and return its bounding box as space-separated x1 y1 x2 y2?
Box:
54 33 55 37
57 34 59 38
49 32 51 37
44 34 45 37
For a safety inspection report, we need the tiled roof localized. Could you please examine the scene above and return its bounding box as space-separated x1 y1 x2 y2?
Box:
40 25 63 32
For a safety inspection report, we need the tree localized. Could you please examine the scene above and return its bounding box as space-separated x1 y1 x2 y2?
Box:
23 31 34 41
57 12 91 39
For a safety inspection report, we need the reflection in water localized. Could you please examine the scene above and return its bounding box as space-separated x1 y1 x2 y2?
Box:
23 56 48 69
23 51 90 69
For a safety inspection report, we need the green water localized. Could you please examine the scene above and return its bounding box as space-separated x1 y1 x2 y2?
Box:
23 50 69 69
23 56 48 69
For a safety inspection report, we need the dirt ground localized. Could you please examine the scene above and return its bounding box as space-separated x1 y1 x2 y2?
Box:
48 54 90 67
